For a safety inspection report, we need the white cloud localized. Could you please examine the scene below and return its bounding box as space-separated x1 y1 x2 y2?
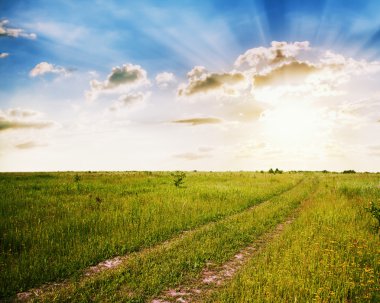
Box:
232 42 380 102
234 41 310 71
172 117 222 126
155 72 176 88
174 152 210 160
178 67 246 96
7 108 40 118
15 141 47 149
86 63 149 101
108 92 150 111
0 19 37 39
29 62 69 77
0 52 9 58
0 108 55 132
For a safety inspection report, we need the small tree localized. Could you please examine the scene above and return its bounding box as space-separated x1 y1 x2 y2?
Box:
172 171 186 188
275 168 283 174
342 170 356 174
268 168 275 174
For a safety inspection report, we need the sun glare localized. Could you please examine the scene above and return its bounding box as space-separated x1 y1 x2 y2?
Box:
261 103 324 150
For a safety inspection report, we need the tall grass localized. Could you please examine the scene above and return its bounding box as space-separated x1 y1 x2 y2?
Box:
0 171 300 298
210 174 380 302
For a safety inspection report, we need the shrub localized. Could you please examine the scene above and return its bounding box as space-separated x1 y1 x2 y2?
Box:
342 170 356 174
269 168 283 174
172 171 186 188
73 174 81 182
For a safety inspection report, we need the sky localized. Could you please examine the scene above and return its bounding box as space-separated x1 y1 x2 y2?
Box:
1 0 380 172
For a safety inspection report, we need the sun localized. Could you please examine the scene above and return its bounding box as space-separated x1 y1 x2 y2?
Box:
260 102 327 151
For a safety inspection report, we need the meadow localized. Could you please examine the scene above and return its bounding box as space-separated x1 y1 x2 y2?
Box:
0 171 379 302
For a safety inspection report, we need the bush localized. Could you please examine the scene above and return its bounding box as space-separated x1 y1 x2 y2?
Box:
342 170 356 174
73 174 81 182
269 168 283 174
172 171 186 188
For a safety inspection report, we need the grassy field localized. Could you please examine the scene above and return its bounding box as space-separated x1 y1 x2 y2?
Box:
208 174 380 303
0 172 379 302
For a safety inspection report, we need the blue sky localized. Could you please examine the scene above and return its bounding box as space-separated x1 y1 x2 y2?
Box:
2 0 380 85
1 0 380 171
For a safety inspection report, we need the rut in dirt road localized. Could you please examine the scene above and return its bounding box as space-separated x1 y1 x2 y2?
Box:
15 181 304 302
150 197 314 303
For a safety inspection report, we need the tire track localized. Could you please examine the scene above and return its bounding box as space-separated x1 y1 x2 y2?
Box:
150 182 318 303
15 179 305 302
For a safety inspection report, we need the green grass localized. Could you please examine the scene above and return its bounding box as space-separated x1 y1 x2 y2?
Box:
1 172 379 302
209 174 380 302
36 174 315 302
0 171 300 299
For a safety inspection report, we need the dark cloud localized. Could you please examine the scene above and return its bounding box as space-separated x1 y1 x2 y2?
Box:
253 61 318 87
172 117 222 125
179 72 244 96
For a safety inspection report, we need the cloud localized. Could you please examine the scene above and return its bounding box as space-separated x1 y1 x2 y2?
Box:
0 108 54 132
178 67 245 96
187 66 208 80
0 52 9 58
198 146 214 153
0 19 37 39
234 41 310 70
29 62 70 77
174 152 209 160
109 92 149 111
15 141 46 149
172 117 222 125
0 120 53 131
155 72 176 88
235 141 267 159
253 61 318 87
368 145 380 151
368 145 380 157
7 108 39 118
232 41 380 102
222 101 264 122
86 63 148 101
